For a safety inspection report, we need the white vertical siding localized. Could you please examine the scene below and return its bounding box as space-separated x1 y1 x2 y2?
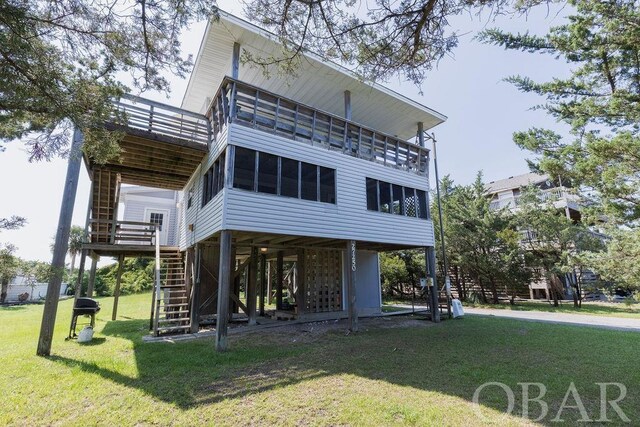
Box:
178 127 229 250
223 124 435 247
122 198 178 246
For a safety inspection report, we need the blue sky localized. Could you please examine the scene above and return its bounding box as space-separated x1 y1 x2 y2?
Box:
0 1 570 263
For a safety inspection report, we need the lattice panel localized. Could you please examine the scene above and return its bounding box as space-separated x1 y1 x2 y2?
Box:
303 249 342 313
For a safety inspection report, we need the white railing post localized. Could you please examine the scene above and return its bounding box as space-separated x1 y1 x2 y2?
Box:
153 225 161 335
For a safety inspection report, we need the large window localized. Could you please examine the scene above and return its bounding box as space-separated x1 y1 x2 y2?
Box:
301 162 318 201
366 178 428 220
233 147 256 191
258 152 278 194
281 157 299 198
232 147 336 205
202 152 226 207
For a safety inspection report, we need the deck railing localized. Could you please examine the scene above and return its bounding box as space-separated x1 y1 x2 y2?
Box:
88 219 158 245
207 77 429 176
112 94 211 147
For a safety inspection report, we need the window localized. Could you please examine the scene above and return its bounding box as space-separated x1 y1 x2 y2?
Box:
417 190 428 219
379 181 391 213
404 187 417 217
365 178 428 220
231 146 336 205
233 147 256 191
392 184 404 215
202 152 226 206
366 178 378 211
149 213 164 231
281 157 299 198
258 152 278 194
319 167 336 203
301 162 318 201
187 187 194 209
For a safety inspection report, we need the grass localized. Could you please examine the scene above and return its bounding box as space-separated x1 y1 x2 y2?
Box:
1 292 639 426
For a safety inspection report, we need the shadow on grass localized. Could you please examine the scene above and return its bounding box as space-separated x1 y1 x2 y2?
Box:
50 316 640 424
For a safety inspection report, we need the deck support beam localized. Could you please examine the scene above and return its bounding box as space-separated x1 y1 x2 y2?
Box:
37 128 84 357
111 254 125 321
247 246 258 325
267 261 273 304
346 240 358 332
259 253 266 316
215 230 232 351
275 251 284 310
86 255 99 298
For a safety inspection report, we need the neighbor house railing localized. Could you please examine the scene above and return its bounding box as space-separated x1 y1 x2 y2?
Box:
206 77 429 176
489 187 580 211
88 219 158 245
111 94 211 147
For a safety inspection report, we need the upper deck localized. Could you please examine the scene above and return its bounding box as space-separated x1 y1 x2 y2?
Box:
207 77 431 176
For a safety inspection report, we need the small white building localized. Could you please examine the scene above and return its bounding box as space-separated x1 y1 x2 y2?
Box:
4 275 67 303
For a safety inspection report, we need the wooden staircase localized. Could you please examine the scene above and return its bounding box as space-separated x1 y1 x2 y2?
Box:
153 248 191 335
91 168 120 243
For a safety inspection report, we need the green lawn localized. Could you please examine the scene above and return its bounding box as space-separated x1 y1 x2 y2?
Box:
1 293 638 425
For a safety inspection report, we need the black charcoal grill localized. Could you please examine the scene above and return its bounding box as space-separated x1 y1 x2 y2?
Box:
69 298 101 338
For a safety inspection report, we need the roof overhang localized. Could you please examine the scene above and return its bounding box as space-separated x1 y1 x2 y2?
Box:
181 10 447 141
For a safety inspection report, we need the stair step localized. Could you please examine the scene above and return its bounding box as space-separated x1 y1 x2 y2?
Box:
157 325 191 333
161 303 189 308
159 313 190 319
158 317 191 326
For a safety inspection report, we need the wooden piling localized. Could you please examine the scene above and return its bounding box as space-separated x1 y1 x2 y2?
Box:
111 254 125 321
247 247 258 326
215 230 232 351
37 128 84 357
346 240 358 332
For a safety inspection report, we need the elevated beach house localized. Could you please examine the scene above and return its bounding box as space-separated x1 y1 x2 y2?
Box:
73 11 447 350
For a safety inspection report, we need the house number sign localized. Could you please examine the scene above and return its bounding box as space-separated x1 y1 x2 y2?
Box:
351 241 356 272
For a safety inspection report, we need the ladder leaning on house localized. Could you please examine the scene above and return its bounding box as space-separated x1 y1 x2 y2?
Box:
151 227 191 336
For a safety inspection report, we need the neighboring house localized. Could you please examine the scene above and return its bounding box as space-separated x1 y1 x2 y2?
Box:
119 186 180 246
5 274 67 303
486 172 581 221
486 172 601 299
74 10 446 348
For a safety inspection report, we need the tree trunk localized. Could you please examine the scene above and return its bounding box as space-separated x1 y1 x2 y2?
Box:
477 276 488 303
488 277 499 304
1 278 8 304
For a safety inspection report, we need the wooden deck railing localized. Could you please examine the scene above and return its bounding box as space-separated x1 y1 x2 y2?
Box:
88 219 158 245
112 94 211 147
207 77 429 176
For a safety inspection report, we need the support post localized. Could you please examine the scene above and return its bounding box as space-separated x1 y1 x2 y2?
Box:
426 247 440 322
296 249 305 318
346 240 358 332
37 128 84 357
267 261 273 304
231 42 240 79
111 254 124 321
86 255 98 298
190 245 201 333
247 247 258 326
259 253 266 316
276 251 284 310
344 90 352 120
216 230 232 351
